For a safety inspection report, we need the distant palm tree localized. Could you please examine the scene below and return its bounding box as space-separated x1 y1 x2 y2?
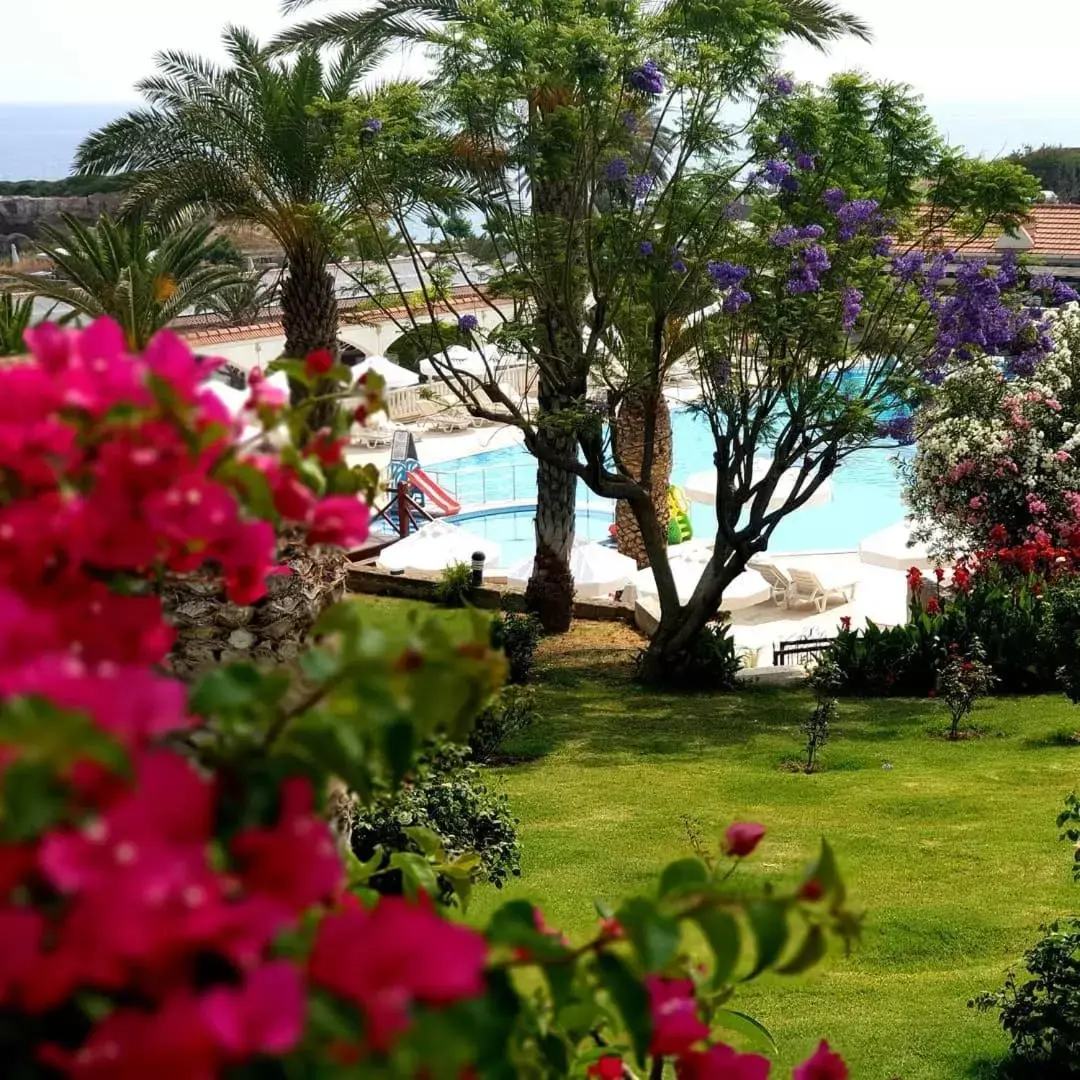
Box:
5 214 244 350
197 269 280 328
74 26 378 378
0 292 38 356
274 0 869 54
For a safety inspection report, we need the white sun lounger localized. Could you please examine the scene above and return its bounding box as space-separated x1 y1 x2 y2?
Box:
748 557 792 607
785 566 857 613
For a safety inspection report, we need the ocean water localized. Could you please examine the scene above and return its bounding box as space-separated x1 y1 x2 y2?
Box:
0 104 132 181
429 409 911 563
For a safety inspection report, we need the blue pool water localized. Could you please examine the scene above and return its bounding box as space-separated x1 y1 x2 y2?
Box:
431 409 910 564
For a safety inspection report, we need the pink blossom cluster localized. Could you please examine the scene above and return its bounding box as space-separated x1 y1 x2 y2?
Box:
0 320 486 1074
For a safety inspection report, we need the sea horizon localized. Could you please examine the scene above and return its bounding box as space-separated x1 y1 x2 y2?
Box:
0 103 135 182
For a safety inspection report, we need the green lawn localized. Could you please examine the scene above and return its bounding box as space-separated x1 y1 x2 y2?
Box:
353 596 1080 1080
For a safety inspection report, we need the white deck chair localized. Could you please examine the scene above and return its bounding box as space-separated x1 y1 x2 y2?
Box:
748 558 792 608
785 567 857 613
414 397 473 432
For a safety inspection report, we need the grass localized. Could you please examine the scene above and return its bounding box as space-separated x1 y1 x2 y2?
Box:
353 596 1080 1080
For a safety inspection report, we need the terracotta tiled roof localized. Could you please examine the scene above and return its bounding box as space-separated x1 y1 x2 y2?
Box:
921 204 1080 259
180 286 505 347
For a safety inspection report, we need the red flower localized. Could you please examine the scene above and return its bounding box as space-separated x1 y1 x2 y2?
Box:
307 496 370 549
263 463 317 523
925 597 941 616
645 977 709 1056
838 616 851 632
309 895 488 1051
677 1042 770 1080
906 566 923 590
598 916 624 941
934 566 945 582
723 822 766 858
307 429 346 467
793 1040 848 1080
231 777 344 916
927 689 937 698
0 907 44 1007
588 1056 625 1080
799 879 824 901
304 349 335 376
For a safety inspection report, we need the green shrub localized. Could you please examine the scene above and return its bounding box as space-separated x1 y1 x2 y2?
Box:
469 686 539 763
1043 577 1080 704
971 919 1080 1074
640 621 742 691
803 658 842 772
939 639 996 738
350 744 521 902
435 562 473 608
490 611 543 684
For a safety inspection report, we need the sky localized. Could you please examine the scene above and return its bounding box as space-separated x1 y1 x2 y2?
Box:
2 0 1080 157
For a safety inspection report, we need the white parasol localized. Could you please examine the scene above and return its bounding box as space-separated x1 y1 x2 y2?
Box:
377 520 501 574
683 461 832 511
506 539 637 599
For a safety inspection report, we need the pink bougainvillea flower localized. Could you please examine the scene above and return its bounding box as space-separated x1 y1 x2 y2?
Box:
231 777 344 915
309 894 488 1051
723 822 766 858
264 463 318 523
201 960 306 1058
306 496 370 548
644 976 709 1056
0 907 44 1007
307 428 346 467
793 1041 848 1080
677 1042 771 1080
59 992 222 1080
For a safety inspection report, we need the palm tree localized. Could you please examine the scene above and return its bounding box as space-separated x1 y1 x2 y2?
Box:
74 26 378 388
197 269 280 328
5 214 244 350
274 0 869 54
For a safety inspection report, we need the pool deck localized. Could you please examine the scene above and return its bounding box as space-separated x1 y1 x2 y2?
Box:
345 422 524 474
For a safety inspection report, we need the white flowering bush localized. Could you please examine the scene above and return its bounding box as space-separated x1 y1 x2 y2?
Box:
908 304 1080 554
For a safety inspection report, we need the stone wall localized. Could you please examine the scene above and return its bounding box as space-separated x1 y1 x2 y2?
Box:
0 194 122 251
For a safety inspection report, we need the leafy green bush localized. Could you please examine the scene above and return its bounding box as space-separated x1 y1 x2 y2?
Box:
435 561 473 607
1043 577 1080 704
491 611 543 684
641 621 742 691
971 919 1080 1074
469 686 539 763
939 639 996 738
349 744 521 902
385 320 470 374
803 658 842 772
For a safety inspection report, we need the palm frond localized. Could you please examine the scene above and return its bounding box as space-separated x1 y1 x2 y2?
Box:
270 0 461 54
778 0 872 47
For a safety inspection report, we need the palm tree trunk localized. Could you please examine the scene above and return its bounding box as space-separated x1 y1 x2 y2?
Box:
615 392 672 568
281 243 338 432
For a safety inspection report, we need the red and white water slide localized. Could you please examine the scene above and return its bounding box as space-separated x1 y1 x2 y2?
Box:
407 469 461 516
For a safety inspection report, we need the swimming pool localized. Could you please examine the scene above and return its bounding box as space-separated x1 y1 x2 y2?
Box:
431 409 911 563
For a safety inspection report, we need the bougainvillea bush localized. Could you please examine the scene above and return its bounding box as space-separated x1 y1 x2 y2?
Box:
907 299 1080 555
0 321 856 1077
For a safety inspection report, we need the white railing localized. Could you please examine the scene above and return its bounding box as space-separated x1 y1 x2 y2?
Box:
385 364 535 423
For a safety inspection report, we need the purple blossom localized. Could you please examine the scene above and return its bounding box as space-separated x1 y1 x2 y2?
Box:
620 110 639 133
457 314 479 332
873 236 895 257
706 260 750 289
842 287 863 332
803 243 831 273
362 118 383 135
631 173 654 201
892 251 925 282
770 226 799 247
777 131 797 152
1031 273 1056 291
605 157 629 182
835 199 881 242
799 224 825 240
785 242 830 295
822 187 847 213
786 271 820 295
638 240 654 256
1053 281 1080 305
780 174 800 193
722 288 752 314
630 59 664 95
768 74 795 96
762 159 792 186
671 257 687 274
878 413 915 445
795 152 816 172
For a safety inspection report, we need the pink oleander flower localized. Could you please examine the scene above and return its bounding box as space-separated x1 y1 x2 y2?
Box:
723 822 766 857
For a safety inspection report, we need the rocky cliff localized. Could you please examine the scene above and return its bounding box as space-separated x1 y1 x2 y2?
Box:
0 194 123 250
